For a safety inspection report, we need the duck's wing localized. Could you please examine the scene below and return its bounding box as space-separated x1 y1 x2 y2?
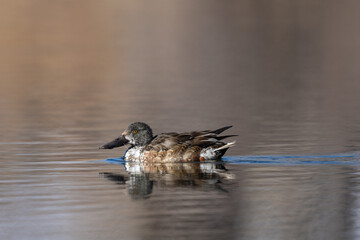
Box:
146 126 236 150
145 133 186 151
184 126 236 147
183 125 233 137
144 126 236 162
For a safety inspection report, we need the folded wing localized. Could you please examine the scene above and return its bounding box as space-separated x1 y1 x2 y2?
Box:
146 126 236 151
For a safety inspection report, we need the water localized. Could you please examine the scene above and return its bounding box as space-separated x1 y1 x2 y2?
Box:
2 1 360 239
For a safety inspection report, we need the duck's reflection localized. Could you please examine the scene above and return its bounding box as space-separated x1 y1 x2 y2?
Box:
100 161 233 199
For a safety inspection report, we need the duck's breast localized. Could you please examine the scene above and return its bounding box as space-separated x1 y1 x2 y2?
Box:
124 147 143 161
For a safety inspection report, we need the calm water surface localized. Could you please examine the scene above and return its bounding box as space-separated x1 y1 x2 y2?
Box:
2 1 360 240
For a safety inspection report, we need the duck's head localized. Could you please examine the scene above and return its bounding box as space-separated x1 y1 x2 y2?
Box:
100 122 153 149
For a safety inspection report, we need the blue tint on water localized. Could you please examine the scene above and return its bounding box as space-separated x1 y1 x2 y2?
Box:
104 157 126 165
223 153 360 165
104 153 360 165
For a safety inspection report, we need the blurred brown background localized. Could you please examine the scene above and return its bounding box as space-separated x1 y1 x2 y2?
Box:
2 1 360 157
2 1 360 240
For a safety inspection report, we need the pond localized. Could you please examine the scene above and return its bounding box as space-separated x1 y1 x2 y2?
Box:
2 1 360 239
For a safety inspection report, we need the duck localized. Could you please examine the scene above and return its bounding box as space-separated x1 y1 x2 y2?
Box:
100 122 236 162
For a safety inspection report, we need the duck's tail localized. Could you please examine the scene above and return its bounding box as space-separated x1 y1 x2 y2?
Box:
213 141 236 158
214 141 236 152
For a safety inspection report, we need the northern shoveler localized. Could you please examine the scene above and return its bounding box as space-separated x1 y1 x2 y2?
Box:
100 122 236 162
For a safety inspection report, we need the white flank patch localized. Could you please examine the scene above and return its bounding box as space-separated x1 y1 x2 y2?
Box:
200 148 217 160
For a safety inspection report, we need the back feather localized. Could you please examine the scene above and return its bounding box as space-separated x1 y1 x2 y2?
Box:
147 126 235 152
210 126 233 134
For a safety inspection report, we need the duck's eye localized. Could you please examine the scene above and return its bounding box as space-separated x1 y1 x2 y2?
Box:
132 130 138 134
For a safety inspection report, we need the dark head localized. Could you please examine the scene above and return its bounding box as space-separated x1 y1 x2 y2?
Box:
100 122 153 149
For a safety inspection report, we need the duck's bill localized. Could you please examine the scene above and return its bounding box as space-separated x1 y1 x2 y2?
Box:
100 136 128 149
